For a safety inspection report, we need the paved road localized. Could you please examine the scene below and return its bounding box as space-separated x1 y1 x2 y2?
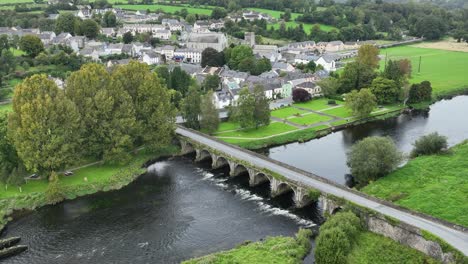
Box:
176 126 468 256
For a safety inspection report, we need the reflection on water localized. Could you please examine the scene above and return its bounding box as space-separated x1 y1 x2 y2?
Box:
264 96 468 184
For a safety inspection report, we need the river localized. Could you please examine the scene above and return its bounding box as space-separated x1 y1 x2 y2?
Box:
3 96 468 263
264 95 468 185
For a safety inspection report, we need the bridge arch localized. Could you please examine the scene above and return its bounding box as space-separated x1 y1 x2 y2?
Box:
195 149 212 162
180 140 195 155
212 156 229 169
249 172 270 187
270 180 293 197
230 163 248 177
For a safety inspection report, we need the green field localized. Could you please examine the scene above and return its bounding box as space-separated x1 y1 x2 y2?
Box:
245 8 302 20
380 45 468 96
215 122 298 138
271 107 307 119
116 4 213 15
321 106 353 118
269 21 338 34
288 113 332 126
0 0 34 4
363 141 468 227
348 232 439 264
294 98 343 111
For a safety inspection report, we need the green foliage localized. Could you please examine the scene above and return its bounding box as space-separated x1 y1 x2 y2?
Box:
382 59 407 87
183 229 312 264
317 77 339 97
339 62 377 93
345 88 377 118
200 92 219 134
347 136 403 185
356 44 380 69
210 7 227 19
102 11 117 27
0 113 19 178
19 35 44 57
181 85 201 129
227 45 254 70
201 47 225 67
232 85 270 129
170 66 192 96
369 77 400 104
202 74 220 91
79 19 100 39
45 173 64 204
9 74 81 175
55 12 78 35
410 132 448 158
122 31 133 44
408 81 432 103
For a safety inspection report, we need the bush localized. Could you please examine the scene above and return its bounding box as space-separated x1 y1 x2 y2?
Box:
411 132 448 158
292 88 311 102
347 136 403 185
327 100 336 105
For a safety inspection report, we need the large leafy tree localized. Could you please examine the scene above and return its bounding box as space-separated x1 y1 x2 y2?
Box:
0 113 20 181
79 19 100 39
65 63 136 162
8 75 81 177
200 92 219 134
252 85 271 128
369 77 400 104
111 61 175 150
234 87 256 129
201 47 225 67
102 11 117 27
55 12 78 35
19 35 44 57
347 136 403 184
345 88 377 118
171 66 192 96
227 45 254 70
181 85 201 129
356 44 379 69
339 62 377 93
408 81 432 103
202 74 220 91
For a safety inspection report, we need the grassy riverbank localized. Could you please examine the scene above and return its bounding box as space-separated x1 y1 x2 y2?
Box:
362 141 468 227
182 229 312 264
0 145 179 230
214 98 404 149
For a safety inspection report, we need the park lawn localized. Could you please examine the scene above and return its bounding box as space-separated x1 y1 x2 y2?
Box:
271 107 308 119
215 122 298 138
216 121 240 132
379 45 468 96
183 229 312 264
347 232 439 264
116 4 213 15
288 113 332 126
0 0 34 4
269 21 338 34
294 98 343 111
362 141 468 227
321 105 352 118
0 103 12 113
245 8 302 20
9 47 25 56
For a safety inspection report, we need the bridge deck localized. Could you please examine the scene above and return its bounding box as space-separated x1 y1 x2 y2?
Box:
176 126 468 256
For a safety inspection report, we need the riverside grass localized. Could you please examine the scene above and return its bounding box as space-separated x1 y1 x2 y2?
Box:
182 229 312 264
0 146 178 230
362 141 468 227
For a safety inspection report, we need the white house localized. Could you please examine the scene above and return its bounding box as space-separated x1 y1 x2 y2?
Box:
186 32 228 52
295 82 322 97
315 55 336 72
141 51 161 65
155 45 175 59
173 48 202 63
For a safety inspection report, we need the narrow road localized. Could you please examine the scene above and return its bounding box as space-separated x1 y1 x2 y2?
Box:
176 126 468 256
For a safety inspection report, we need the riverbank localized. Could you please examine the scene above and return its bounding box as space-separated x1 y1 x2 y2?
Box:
362 141 468 227
0 145 179 232
182 229 313 264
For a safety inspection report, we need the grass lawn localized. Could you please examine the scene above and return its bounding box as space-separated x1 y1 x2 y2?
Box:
0 103 12 113
271 107 308 119
348 232 439 264
269 21 338 34
215 122 297 138
216 121 240 132
116 4 213 15
0 0 34 4
9 47 25 56
183 229 312 264
379 45 468 96
288 113 332 126
245 8 302 20
321 106 352 118
294 98 343 111
362 141 468 227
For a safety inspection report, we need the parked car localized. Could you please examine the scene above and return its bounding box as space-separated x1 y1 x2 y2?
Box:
25 174 41 180
64 171 74 176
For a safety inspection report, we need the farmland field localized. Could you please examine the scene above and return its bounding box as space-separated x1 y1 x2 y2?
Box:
0 0 34 4
380 45 468 96
269 21 338 33
116 4 212 15
245 8 302 20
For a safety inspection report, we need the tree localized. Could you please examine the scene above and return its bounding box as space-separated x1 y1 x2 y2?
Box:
110 61 175 151
408 81 432 103
102 10 117 27
251 58 272 75
356 44 379 69
181 85 201 129
398 59 412 78
0 49 16 75
317 77 340 97
202 74 220 91
0 113 20 182
200 92 219 134
292 88 312 102
55 12 78 34
80 19 100 39
155 65 171 88
238 57 255 72
369 77 400 104
252 84 271 129
412 16 446 40
227 45 254 70
339 62 377 93
211 7 227 19
347 136 402 184
8 75 81 176
282 9 292 22
0 35 10 51
186 14 196 24
315 228 350 264
19 35 44 57
345 88 377 118
123 31 133 44
201 47 225 67
171 66 192 96
65 64 137 162
234 87 256 129
382 59 407 87
411 132 448 158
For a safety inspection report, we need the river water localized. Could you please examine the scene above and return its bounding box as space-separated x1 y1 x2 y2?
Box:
3 96 468 263
264 95 468 184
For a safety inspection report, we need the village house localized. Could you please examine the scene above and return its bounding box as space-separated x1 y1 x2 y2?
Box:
241 10 272 21
155 45 176 59
272 62 295 72
121 24 172 40
173 48 202 64
315 55 337 72
253 45 281 63
295 81 322 97
101 28 116 37
141 51 161 65
161 18 183 32
186 32 228 52
38 31 56 46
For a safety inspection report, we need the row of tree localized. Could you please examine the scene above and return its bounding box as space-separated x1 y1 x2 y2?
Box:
1 61 175 184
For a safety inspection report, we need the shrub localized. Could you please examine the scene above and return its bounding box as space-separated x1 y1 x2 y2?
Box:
327 100 336 105
320 211 361 239
411 132 448 158
45 176 65 205
292 88 311 102
347 136 403 185
315 227 350 264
